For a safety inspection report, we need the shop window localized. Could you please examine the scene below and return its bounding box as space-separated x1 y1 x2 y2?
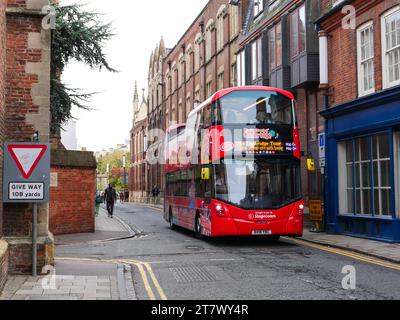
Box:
338 132 394 217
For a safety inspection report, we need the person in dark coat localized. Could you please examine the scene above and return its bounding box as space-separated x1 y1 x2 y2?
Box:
104 184 117 218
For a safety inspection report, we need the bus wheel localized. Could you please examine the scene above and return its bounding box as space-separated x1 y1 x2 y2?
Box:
169 208 176 230
195 213 203 239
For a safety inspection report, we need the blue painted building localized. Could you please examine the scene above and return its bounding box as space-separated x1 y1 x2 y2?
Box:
321 87 400 243
317 0 400 243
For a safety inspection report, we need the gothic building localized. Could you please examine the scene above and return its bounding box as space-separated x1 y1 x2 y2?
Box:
147 38 168 203
129 83 149 202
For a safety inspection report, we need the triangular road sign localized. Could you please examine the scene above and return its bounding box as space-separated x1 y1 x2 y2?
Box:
7 144 48 179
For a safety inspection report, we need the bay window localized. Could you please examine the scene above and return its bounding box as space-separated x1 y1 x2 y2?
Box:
269 23 282 71
290 4 306 58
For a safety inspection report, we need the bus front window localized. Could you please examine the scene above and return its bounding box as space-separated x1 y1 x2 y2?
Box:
215 159 301 210
218 90 293 126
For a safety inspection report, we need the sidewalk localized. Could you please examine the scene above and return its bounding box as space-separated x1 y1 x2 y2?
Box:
0 207 137 300
300 230 400 263
0 260 136 300
55 206 133 245
132 202 400 264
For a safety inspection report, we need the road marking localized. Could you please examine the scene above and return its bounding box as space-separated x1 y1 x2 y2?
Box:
132 261 156 300
55 257 168 300
286 238 400 271
121 259 168 300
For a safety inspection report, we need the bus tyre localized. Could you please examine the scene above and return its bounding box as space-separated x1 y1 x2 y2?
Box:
195 213 204 240
169 208 176 230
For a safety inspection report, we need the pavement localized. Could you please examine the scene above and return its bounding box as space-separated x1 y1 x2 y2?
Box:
0 204 137 301
55 206 134 245
139 203 400 264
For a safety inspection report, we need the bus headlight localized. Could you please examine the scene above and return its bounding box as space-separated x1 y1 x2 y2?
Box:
215 204 225 216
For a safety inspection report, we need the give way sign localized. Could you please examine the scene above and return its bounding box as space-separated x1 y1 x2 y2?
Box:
3 143 51 203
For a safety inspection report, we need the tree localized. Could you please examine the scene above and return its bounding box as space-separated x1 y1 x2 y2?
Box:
97 150 131 175
51 3 116 134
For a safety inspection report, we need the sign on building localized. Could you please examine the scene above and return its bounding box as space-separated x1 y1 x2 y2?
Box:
3 143 51 203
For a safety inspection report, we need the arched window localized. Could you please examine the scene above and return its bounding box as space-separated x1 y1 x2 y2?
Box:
217 5 226 52
205 19 214 62
194 33 202 71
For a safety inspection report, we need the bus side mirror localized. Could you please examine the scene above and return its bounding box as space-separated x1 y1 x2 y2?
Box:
201 168 210 180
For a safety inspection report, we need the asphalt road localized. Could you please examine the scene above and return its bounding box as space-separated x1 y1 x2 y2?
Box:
57 202 400 300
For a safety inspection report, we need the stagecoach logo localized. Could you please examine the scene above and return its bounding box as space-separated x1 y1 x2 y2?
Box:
249 213 277 220
220 142 235 152
244 128 280 141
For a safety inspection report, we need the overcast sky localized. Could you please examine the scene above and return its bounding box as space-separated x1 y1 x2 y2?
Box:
61 0 209 152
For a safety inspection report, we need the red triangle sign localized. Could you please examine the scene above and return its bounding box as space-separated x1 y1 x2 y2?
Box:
8 145 47 179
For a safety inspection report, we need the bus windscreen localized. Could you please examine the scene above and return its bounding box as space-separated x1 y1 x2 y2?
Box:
218 90 294 126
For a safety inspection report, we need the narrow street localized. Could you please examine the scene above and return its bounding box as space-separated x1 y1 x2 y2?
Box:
55 203 400 301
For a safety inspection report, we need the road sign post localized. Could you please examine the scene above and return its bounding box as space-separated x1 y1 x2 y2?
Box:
3 142 50 276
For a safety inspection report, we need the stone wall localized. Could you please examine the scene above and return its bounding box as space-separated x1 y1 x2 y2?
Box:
49 150 97 235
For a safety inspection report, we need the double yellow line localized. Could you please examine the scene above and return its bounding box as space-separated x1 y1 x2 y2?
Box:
56 257 168 300
120 259 167 300
286 238 400 271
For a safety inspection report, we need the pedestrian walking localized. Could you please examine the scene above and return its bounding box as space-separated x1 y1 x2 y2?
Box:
152 185 160 198
104 184 117 218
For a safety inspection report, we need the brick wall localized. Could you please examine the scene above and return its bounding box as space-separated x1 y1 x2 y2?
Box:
0 241 8 292
0 0 7 238
320 0 400 107
49 150 97 235
0 0 7 292
3 0 53 275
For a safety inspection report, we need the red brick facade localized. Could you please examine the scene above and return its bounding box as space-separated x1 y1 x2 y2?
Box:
1 0 53 279
319 0 400 107
164 0 242 128
50 166 96 235
0 0 8 291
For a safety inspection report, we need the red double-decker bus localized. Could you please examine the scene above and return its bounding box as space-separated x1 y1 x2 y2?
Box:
163 86 304 239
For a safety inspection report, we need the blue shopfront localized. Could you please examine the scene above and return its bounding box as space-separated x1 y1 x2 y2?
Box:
321 86 400 243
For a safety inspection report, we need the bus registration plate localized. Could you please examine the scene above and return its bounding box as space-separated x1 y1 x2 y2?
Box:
252 230 272 236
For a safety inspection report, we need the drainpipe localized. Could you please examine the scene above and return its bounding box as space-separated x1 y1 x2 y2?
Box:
318 30 330 110
318 29 330 233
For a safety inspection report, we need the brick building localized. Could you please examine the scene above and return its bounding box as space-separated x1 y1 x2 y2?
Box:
129 83 149 202
317 0 400 242
1 0 53 289
236 0 325 207
129 0 245 205
163 0 243 129
147 38 167 203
